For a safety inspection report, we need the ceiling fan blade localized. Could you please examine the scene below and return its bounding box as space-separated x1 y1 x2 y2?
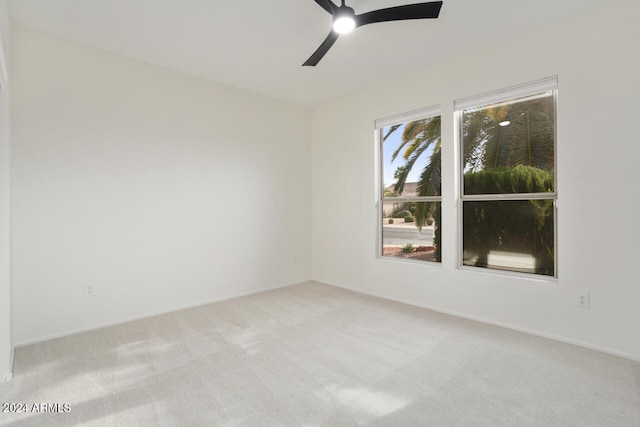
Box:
313 0 337 15
356 1 443 27
302 31 339 66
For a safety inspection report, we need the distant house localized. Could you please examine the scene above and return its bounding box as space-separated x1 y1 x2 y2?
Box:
383 182 418 216
385 182 418 197
399 182 418 197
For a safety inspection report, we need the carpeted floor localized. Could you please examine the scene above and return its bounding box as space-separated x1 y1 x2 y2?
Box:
1 281 639 426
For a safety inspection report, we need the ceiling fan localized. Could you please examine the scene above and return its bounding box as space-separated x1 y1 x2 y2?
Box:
303 0 443 66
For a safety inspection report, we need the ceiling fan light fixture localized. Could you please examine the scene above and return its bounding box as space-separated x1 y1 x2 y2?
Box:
333 16 356 34
303 0 443 66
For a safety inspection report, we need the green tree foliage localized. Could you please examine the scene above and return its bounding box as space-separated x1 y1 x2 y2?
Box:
463 167 554 275
463 96 554 174
433 201 442 262
385 117 441 199
464 165 554 195
392 209 413 219
384 188 399 197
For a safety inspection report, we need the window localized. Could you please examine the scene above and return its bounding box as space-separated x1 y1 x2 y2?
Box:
456 78 557 277
377 107 442 263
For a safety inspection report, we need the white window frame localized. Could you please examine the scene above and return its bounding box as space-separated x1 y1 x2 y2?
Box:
375 106 442 264
454 77 559 278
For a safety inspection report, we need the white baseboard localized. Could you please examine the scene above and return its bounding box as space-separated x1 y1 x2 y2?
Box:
17 278 638 363
14 279 311 348
0 345 14 382
318 280 640 363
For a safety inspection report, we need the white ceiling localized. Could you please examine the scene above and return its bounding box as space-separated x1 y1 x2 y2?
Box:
8 0 619 107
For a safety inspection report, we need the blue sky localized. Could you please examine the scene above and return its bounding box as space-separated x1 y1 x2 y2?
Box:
382 124 430 189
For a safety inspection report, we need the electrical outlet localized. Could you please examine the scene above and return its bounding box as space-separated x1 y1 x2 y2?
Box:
577 293 589 308
292 255 297 265
84 285 95 298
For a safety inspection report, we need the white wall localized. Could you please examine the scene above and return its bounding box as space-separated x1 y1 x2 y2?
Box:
0 0 12 381
11 24 311 345
311 0 640 359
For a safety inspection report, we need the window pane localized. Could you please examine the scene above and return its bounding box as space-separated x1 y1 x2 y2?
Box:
381 117 441 198
462 200 554 276
382 202 441 263
462 92 555 195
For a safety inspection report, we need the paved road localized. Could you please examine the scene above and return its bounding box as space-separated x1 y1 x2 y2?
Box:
383 226 435 246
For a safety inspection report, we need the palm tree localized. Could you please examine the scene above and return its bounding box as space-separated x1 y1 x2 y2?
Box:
385 117 441 198
463 95 554 177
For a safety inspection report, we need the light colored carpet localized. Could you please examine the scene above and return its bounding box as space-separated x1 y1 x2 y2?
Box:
1 281 638 426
